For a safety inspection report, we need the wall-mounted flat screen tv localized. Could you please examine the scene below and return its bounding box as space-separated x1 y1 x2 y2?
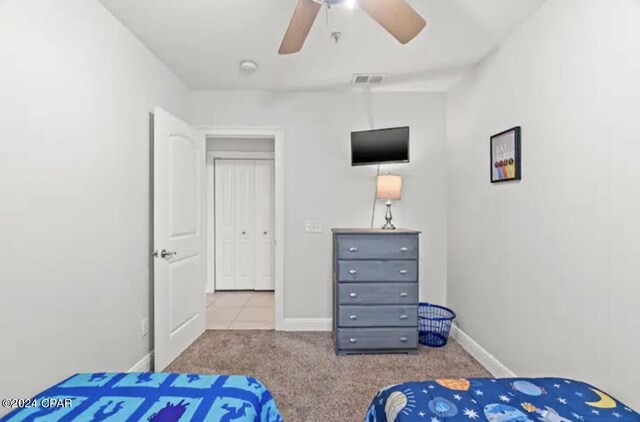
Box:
351 126 410 166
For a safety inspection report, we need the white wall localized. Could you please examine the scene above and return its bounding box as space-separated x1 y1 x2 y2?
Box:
193 90 448 319
447 0 640 408
0 0 190 408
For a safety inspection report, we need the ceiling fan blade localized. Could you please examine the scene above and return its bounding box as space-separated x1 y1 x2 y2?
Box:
278 0 322 55
359 0 426 45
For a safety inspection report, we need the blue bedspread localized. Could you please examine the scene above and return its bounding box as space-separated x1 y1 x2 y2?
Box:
2 372 283 422
366 378 639 422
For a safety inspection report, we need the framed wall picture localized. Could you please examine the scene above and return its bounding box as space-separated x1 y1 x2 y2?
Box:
491 126 521 183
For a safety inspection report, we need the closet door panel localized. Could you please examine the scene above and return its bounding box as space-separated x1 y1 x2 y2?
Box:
214 160 236 290
234 160 255 290
254 160 275 290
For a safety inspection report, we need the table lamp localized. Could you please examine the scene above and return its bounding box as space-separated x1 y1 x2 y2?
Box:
376 174 402 230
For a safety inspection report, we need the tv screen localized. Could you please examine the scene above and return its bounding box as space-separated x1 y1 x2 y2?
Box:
351 126 410 166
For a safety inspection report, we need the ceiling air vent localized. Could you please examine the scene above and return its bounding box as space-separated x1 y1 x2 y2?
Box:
352 74 385 85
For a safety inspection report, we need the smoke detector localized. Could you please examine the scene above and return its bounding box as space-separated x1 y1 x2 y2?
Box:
351 73 385 84
239 60 258 75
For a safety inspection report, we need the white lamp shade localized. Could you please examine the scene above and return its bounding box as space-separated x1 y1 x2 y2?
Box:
376 174 402 200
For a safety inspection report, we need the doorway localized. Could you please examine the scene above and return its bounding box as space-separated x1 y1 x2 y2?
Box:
204 132 282 330
152 115 285 368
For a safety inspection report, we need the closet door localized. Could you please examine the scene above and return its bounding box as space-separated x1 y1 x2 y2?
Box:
214 160 237 290
254 160 275 290
214 159 273 291
233 160 256 289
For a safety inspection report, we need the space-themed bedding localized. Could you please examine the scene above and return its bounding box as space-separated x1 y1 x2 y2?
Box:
2 372 283 422
366 378 639 422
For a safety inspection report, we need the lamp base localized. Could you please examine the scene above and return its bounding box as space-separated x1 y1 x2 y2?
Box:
381 201 396 230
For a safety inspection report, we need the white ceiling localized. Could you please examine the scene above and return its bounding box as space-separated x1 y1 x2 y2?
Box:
99 0 545 92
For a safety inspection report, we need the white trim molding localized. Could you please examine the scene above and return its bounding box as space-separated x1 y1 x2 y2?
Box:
450 325 516 378
280 318 332 332
128 352 153 372
199 126 285 331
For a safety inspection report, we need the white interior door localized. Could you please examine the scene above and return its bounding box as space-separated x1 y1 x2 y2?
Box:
154 108 206 370
214 159 274 291
254 160 275 290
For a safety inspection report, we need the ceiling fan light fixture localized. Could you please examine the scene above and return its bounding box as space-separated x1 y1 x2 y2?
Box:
279 0 425 55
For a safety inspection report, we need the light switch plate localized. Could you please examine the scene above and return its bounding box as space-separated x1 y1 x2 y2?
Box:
304 220 323 233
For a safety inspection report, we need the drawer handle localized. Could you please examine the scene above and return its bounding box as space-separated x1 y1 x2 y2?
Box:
349 293 358 298
400 247 408 252
349 247 359 252
349 338 357 343
400 292 408 297
349 269 357 274
349 315 358 320
399 269 408 274
399 336 409 342
400 314 409 320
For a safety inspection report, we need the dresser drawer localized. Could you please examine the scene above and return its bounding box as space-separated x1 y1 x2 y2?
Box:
338 260 417 282
337 328 418 350
338 283 418 305
338 305 417 327
336 235 418 260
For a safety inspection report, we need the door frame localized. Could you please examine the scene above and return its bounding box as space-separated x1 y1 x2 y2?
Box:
201 126 284 331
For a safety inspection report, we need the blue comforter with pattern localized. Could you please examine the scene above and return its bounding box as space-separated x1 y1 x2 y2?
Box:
2 372 283 422
366 378 639 422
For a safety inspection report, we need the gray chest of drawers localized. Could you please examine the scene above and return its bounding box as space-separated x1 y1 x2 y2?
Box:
332 229 420 355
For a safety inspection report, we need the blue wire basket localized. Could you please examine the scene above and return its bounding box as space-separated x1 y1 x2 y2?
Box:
418 303 456 347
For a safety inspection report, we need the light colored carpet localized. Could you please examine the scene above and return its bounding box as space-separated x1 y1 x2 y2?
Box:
166 331 491 422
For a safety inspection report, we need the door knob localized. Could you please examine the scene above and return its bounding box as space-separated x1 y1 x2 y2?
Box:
349 338 357 343
160 249 177 259
263 231 267 235
400 314 408 320
399 269 408 274
242 231 246 235
400 247 408 252
399 337 409 342
349 269 357 274
349 293 358 298
400 292 408 297
349 247 359 252
349 315 358 320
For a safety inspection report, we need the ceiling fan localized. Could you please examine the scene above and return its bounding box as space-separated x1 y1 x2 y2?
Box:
279 0 426 55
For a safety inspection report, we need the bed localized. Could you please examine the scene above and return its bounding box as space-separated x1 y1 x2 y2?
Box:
2 372 283 422
366 377 639 422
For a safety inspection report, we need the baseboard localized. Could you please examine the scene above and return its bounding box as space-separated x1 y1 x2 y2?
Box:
128 351 153 372
450 325 516 378
279 318 332 332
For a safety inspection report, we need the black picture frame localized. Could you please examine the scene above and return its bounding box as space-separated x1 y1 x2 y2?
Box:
490 126 521 183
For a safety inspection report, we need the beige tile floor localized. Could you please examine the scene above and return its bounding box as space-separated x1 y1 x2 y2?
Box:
206 291 275 330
